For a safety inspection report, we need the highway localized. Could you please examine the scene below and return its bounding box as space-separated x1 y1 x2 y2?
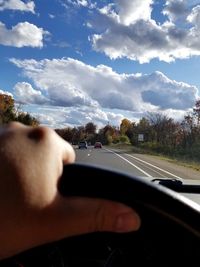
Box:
75 146 200 181
75 146 200 204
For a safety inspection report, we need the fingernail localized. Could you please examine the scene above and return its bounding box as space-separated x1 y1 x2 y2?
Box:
115 212 141 232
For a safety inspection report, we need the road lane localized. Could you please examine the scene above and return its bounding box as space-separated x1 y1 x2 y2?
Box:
75 147 149 177
75 147 199 180
75 147 171 178
75 147 200 205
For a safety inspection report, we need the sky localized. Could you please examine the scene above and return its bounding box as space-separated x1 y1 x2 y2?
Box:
1 0 200 128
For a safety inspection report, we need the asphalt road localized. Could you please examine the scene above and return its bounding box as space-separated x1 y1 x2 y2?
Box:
75 146 200 181
75 146 200 204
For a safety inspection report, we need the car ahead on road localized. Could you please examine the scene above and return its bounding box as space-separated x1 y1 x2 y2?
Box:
78 141 88 149
94 142 102 148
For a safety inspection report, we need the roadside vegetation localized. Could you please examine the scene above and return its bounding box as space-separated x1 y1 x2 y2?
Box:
55 99 200 169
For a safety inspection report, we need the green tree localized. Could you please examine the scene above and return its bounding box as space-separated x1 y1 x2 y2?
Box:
193 99 200 126
16 112 39 126
55 127 74 142
119 135 130 144
85 122 97 135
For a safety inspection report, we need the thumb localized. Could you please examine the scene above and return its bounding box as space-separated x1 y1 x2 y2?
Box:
40 197 141 244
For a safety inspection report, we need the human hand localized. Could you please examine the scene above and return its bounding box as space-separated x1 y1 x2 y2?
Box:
0 122 140 260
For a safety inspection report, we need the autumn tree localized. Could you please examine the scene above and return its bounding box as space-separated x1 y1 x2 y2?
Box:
120 118 132 135
0 93 39 126
0 94 15 123
98 124 117 145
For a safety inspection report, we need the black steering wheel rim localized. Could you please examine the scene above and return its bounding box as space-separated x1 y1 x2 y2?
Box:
59 163 200 236
1 163 200 266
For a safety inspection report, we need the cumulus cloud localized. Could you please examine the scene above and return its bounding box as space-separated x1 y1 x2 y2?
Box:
141 71 197 109
22 104 124 129
65 106 124 127
0 89 13 96
89 0 200 63
187 5 200 26
163 0 188 22
0 0 35 13
0 21 49 48
10 58 198 117
115 0 153 25
14 82 48 104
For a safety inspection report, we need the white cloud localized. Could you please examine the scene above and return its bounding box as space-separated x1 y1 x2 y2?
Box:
10 58 198 116
76 0 88 7
9 57 200 127
163 0 188 22
65 106 123 127
116 0 153 25
22 104 125 129
62 0 86 8
89 0 200 63
49 14 55 19
0 21 49 48
0 89 13 97
0 0 35 13
187 5 200 26
98 0 153 25
61 0 96 9
14 82 48 104
32 111 57 127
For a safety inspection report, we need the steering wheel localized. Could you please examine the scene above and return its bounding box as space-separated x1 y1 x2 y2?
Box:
1 164 200 267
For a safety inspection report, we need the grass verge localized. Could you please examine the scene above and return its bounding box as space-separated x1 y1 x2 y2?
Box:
108 143 200 172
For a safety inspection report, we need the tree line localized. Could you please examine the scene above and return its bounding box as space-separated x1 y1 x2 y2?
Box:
55 100 200 163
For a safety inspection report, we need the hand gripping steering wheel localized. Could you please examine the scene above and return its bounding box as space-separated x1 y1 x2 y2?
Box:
2 163 200 267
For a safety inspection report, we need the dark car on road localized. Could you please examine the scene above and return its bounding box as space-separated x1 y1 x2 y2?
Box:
78 141 88 149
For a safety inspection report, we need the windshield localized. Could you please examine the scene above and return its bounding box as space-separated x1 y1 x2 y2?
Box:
0 0 200 187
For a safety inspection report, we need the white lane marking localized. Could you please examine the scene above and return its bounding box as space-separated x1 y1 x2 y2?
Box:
125 158 168 178
105 148 152 177
125 154 182 179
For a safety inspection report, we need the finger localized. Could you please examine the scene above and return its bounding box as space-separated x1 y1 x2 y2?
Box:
63 197 141 233
38 197 141 244
57 135 76 164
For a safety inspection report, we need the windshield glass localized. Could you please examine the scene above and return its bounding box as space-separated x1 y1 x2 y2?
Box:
0 0 200 185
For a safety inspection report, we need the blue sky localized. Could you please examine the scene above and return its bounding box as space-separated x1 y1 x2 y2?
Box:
1 0 200 128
